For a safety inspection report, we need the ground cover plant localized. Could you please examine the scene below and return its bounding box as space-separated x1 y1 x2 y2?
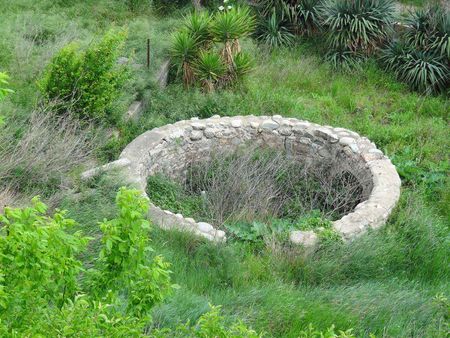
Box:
0 0 449 336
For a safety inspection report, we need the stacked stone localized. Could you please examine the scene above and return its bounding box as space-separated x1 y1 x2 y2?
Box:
82 115 401 247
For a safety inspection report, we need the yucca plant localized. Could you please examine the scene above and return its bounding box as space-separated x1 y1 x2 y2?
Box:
193 51 226 92
284 0 321 36
320 0 396 55
405 5 450 59
232 52 254 80
210 6 256 64
381 41 449 95
170 30 200 87
255 9 295 49
183 11 212 47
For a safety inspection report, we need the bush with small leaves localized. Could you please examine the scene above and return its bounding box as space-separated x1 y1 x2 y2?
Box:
39 29 129 123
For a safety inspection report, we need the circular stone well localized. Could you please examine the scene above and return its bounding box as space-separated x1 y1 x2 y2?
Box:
104 115 401 246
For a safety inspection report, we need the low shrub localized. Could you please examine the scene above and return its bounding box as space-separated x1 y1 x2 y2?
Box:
39 29 129 123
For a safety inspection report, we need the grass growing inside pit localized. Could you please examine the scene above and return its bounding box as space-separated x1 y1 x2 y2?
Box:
147 147 366 244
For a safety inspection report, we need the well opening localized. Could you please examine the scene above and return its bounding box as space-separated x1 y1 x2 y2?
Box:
117 115 400 245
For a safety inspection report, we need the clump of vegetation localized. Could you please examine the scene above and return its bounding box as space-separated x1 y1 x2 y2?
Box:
0 187 260 335
320 0 396 69
0 72 13 127
381 4 450 94
39 29 129 123
170 6 256 92
147 147 365 244
254 0 321 49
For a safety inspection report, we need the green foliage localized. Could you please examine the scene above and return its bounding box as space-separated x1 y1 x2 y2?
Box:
152 304 261 337
90 187 174 317
297 324 356 337
0 72 14 101
193 51 227 92
210 6 256 43
255 9 296 49
284 0 322 36
0 197 90 329
125 0 150 11
184 11 213 47
170 6 256 91
152 0 191 15
0 71 13 126
381 4 450 95
320 0 395 52
404 5 450 59
232 52 254 79
39 29 129 123
147 174 203 218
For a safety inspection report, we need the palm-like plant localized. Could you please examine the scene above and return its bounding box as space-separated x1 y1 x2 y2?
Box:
170 30 200 87
193 51 226 92
405 5 450 59
232 52 254 80
255 9 295 49
210 6 256 64
183 11 212 47
381 41 449 95
284 0 321 36
320 0 396 54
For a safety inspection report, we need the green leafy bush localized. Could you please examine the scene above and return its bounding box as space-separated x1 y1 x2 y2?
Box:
152 0 191 14
0 188 175 333
0 197 90 329
255 9 296 49
39 29 129 123
0 72 13 101
152 304 262 337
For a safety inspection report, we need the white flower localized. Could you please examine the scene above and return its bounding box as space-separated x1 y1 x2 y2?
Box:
223 0 228 3
227 5 232 9
219 5 224 10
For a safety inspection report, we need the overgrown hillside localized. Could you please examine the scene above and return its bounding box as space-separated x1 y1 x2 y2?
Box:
0 0 449 336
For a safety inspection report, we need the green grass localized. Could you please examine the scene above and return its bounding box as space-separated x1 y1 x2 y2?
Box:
1 0 449 336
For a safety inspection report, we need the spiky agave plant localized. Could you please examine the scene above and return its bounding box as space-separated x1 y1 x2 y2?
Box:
255 9 295 49
193 51 226 92
381 41 449 95
210 6 256 65
183 11 212 48
320 0 396 54
170 30 199 87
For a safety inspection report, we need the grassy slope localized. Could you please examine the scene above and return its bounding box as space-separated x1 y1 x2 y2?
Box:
1 0 449 336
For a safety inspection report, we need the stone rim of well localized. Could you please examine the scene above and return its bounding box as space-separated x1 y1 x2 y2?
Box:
83 115 401 247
